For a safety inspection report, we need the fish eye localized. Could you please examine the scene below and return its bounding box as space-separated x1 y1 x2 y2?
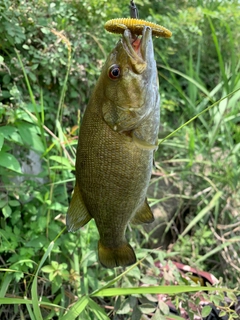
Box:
108 64 121 80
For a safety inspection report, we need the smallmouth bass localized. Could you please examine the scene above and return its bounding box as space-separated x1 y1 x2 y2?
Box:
67 26 160 268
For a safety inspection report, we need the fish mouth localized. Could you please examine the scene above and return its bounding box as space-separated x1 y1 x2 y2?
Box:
122 26 152 74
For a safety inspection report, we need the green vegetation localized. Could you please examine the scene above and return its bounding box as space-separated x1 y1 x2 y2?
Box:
0 0 239 319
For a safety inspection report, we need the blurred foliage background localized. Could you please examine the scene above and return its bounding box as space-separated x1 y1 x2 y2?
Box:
0 0 239 319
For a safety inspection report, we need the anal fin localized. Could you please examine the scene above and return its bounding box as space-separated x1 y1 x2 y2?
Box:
98 241 136 268
66 183 92 232
131 199 154 224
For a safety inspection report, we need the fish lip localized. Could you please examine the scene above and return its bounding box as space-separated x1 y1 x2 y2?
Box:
122 26 152 72
140 26 152 60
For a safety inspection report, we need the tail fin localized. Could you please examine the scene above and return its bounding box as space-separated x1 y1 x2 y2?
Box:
98 241 136 268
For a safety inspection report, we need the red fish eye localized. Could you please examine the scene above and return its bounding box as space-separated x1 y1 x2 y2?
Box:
108 65 121 79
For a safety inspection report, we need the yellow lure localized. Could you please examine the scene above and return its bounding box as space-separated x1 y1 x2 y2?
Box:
104 18 172 38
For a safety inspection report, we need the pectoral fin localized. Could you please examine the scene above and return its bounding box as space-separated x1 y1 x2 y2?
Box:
132 133 158 150
131 199 154 224
66 183 92 232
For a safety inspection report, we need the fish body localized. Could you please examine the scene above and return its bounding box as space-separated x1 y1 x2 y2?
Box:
67 26 160 268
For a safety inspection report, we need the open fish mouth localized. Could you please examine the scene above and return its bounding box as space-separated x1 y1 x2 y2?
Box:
122 26 152 74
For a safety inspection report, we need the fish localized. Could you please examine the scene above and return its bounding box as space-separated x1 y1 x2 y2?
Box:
67 25 161 268
104 18 172 38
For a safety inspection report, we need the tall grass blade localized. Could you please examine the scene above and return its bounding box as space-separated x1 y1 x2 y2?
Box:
0 298 34 304
196 237 240 263
92 285 232 297
88 298 110 320
51 30 72 128
61 296 90 320
15 50 48 154
159 87 240 145
207 17 229 92
31 241 55 320
0 274 12 298
90 257 145 297
0 297 61 309
225 23 236 92
15 49 37 108
159 64 212 100
25 303 36 320
180 191 222 238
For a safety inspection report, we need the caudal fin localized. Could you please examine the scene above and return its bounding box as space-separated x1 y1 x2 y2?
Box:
98 241 136 268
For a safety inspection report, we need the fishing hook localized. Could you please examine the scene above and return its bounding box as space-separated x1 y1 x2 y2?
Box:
129 1 139 43
129 0 139 19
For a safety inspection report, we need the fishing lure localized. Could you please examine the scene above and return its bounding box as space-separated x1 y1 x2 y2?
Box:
104 18 172 38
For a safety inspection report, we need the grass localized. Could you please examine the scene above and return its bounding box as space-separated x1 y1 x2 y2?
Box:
1 240 237 319
1 58 238 318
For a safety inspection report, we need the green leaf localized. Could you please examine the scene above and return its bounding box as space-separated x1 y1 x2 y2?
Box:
125 266 141 280
51 261 59 270
138 303 156 314
41 265 55 273
152 309 170 320
219 310 227 318
0 126 17 138
141 275 158 285
17 122 44 153
49 155 73 168
0 133 4 151
211 295 222 305
151 309 161 320
116 300 131 314
0 200 8 208
201 305 212 318
0 151 22 173
158 300 170 315
49 202 68 212
227 291 237 302
8 200 20 207
41 27 50 34
2 205 12 218
49 272 56 282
